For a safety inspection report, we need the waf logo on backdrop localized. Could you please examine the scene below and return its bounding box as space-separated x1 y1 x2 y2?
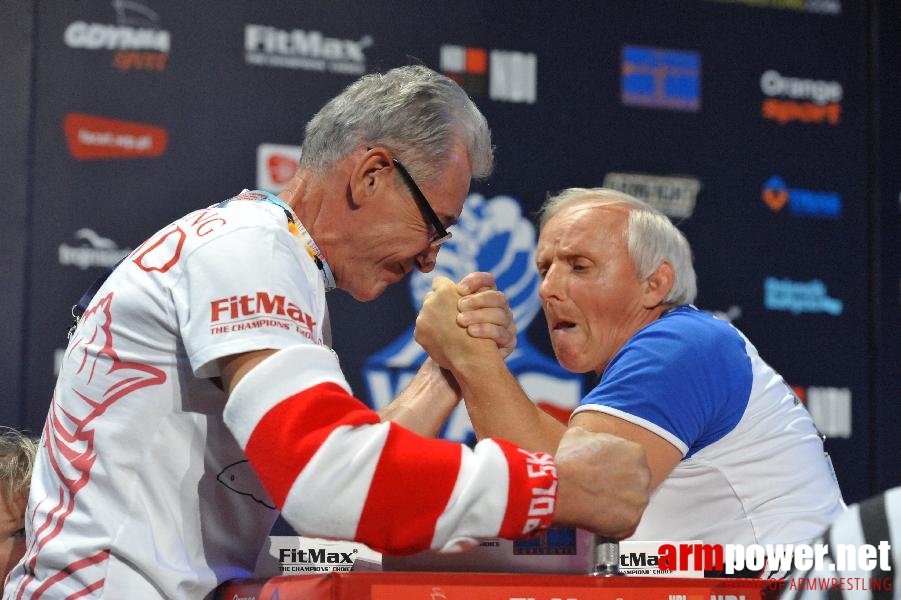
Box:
603 172 701 220
621 45 701 112
244 24 372 75
439 44 537 104
761 70 843 125
63 0 170 72
762 176 842 219
64 113 167 160
256 143 301 193
363 194 584 445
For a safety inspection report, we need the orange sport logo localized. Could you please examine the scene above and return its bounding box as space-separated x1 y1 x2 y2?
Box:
760 69 843 125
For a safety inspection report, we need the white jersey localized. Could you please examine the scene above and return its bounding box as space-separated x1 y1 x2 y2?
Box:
5 191 557 599
573 305 846 547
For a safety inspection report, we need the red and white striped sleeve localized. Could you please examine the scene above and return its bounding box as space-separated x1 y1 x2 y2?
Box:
223 344 557 554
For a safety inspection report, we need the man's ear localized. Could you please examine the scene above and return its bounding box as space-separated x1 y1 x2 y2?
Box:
642 261 675 308
350 146 393 205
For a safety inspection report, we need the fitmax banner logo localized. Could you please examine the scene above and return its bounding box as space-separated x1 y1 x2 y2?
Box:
244 24 371 74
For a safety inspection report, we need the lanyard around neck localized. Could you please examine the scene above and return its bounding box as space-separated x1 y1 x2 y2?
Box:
257 191 336 292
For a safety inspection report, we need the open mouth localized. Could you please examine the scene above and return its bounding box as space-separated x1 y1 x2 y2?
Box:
553 320 576 331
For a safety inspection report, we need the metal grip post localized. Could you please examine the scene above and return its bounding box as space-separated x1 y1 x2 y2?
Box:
592 536 621 576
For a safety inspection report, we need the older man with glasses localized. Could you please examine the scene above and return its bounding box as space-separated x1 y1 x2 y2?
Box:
6 66 650 600
392 157 454 246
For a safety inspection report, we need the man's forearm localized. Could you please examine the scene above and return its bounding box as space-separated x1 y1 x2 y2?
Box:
377 358 461 437
223 344 559 553
448 346 567 455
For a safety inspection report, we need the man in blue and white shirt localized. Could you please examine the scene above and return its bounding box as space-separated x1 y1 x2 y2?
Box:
416 187 845 548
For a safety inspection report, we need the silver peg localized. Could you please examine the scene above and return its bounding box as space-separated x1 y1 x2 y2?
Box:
592 536 621 576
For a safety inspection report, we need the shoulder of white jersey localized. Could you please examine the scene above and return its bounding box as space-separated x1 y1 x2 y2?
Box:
156 190 300 255
209 189 296 231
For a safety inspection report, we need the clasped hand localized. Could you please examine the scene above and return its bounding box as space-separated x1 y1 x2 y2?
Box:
415 272 515 369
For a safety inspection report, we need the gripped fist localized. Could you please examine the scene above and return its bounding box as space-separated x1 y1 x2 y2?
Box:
455 272 516 359
415 277 490 370
414 273 516 368
552 427 650 539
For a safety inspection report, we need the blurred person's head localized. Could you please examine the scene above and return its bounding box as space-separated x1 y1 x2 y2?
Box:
1 428 38 581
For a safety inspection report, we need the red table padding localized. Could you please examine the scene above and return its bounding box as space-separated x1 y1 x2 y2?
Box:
215 571 770 600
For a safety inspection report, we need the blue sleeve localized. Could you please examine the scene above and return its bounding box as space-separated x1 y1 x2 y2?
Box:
577 309 752 457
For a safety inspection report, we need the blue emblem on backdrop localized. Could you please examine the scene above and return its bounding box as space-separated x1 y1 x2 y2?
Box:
363 194 586 445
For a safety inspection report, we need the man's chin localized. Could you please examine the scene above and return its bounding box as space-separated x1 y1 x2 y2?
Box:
348 281 389 302
345 269 407 301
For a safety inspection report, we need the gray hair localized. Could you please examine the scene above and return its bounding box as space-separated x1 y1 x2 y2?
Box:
300 65 494 185
538 187 697 305
0 427 38 503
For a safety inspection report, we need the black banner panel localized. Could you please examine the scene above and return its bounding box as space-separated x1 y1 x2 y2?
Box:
0 0 34 426
874 0 901 493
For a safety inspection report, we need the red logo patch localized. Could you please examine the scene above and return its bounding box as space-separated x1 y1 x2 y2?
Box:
64 113 168 160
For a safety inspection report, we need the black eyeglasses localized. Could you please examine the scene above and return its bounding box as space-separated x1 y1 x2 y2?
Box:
392 158 453 247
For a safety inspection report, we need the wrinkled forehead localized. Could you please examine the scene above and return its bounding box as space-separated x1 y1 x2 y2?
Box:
538 203 631 243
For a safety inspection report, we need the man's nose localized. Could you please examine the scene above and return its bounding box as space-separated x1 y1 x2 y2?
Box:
538 264 563 301
416 245 440 273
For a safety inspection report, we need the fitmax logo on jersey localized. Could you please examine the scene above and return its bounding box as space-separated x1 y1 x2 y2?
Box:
244 24 371 74
762 176 842 219
63 0 170 72
440 44 537 103
209 292 316 339
761 70 843 125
